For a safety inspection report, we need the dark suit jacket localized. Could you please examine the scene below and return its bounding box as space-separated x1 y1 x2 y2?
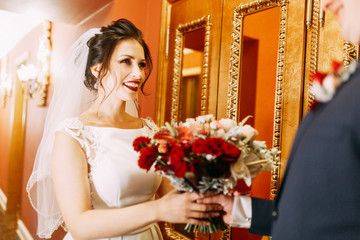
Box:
249 63 360 239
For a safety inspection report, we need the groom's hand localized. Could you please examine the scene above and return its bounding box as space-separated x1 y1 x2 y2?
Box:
157 190 224 225
198 193 236 224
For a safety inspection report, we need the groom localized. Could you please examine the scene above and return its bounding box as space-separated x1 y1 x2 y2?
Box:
202 0 360 239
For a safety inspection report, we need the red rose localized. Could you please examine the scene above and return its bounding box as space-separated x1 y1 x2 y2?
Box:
331 60 342 72
311 72 327 85
174 161 194 178
222 142 241 161
205 138 225 156
189 158 204 177
133 136 151 152
169 146 185 164
192 139 208 155
138 146 158 171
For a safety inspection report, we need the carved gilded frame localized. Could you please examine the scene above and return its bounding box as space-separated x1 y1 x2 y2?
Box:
227 0 288 199
170 15 211 123
167 14 231 240
164 222 231 240
37 20 52 106
164 223 193 240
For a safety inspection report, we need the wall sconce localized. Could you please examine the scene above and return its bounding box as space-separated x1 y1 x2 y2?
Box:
17 63 38 97
16 20 52 106
0 56 12 108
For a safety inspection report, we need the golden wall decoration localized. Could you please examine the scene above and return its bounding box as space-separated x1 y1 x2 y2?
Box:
306 0 321 111
36 20 52 106
0 56 12 108
164 222 193 240
170 15 211 123
227 0 289 200
343 41 359 68
164 222 231 240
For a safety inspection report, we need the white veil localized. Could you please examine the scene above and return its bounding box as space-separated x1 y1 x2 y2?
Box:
26 28 100 238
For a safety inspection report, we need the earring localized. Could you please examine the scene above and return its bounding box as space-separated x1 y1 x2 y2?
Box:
94 80 99 90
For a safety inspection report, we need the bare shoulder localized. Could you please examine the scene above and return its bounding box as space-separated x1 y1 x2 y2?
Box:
53 130 86 162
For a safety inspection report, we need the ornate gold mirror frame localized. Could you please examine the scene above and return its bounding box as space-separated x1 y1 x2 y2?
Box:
170 15 211 123
164 222 231 240
227 0 288 199
167 15 231 240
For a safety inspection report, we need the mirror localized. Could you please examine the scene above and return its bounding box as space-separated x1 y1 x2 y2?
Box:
227 0 286 202
167 15 227 240
180 28 205 122
240 6 281 201
170 16 211 123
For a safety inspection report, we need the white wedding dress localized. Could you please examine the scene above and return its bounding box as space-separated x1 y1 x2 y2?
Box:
57 117 163 240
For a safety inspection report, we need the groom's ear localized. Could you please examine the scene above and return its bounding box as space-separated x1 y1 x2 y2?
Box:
90 63 102 78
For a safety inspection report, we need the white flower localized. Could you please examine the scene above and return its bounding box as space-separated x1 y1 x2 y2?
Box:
196 114 214 124
183 118 202 129
270 148 281 155
209 120 220 130
205 154 216 161
311 75 337 102
241 125 258 143
222 177 238 195
218 118 237 131
211 128 226 138
322 75 337 95
253 140 267 149
230 159 251 186
262 159 274 172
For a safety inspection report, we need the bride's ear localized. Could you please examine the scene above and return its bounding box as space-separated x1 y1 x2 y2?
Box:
90 63 102 78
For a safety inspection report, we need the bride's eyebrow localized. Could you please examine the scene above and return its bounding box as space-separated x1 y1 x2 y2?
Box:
117 54 145 62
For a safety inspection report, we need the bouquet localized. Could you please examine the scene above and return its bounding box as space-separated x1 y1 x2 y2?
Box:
133 114 280 233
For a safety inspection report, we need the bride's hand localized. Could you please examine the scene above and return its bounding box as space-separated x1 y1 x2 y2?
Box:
155 189 223 225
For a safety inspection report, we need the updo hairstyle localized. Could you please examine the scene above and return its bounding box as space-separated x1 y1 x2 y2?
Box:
84 19 153 93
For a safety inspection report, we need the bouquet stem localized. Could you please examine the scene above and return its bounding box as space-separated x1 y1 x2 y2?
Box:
184 216 227 234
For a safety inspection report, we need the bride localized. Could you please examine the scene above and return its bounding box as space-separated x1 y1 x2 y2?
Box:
26 18 223 239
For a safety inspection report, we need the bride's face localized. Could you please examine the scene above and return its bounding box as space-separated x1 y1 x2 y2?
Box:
101 38 146 101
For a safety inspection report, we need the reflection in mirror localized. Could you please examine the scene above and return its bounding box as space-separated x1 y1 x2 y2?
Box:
240 7 280 149
236 6 281 201
170 15 211 123
228 0 287 203
180 28 205 122
167 16 218 240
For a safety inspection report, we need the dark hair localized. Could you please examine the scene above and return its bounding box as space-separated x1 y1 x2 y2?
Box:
84 18 153 95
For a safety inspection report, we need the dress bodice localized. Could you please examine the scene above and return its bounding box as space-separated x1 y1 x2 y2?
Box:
57 117 163 239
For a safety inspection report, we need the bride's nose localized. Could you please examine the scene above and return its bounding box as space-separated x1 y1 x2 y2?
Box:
129 64 143 79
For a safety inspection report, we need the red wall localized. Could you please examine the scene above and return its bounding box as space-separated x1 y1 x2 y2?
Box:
0 1 162 239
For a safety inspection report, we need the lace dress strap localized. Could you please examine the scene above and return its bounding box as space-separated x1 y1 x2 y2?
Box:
56 117 95 161
142 118 159 137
